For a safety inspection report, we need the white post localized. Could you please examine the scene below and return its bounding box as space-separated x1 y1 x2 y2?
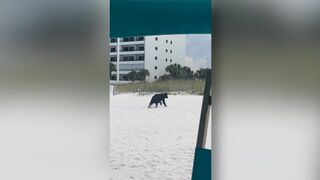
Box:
116 38 120 82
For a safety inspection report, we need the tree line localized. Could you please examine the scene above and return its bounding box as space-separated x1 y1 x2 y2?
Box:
110 63 210 82
158 64 210 81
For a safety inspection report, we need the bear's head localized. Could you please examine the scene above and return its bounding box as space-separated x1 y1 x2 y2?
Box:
163 93 168 98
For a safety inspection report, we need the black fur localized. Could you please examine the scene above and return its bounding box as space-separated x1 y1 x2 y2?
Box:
148 93 168 108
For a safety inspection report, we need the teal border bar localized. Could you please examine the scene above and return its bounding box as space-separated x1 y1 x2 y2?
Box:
110 0 211 37
192 147 212 180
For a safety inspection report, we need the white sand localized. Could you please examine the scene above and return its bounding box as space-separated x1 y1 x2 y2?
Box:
110 93 211 180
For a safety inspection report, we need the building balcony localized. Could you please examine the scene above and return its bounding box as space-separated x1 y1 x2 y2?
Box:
119 69 144 73
110 37 144 44
119 60 144 64
110 52 117 56
110 51 144 56
119 41 144 46
119 51 144 55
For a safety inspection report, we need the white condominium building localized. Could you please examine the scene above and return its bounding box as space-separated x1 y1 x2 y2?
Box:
110 35 186 82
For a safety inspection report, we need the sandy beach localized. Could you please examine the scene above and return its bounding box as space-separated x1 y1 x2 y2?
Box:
110 93 211 180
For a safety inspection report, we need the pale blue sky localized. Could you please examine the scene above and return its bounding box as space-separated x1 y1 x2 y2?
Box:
185 34 211 70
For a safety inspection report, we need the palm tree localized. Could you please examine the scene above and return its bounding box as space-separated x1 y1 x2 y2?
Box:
194 68 211 80
136 69 150 81
127 71 137 82
165 63 193 79
165 63 180 78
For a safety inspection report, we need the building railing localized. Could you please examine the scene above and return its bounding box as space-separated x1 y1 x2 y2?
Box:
110 58 144 62
119 68 144 71
120 59 144 62
110 37 144 43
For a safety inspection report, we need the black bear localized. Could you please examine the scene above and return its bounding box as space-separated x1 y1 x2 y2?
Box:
148 93 168 108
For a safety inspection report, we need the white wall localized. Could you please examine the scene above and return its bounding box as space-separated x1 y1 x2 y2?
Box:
144 35 186 82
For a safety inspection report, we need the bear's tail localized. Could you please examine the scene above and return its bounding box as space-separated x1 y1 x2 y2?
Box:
148 102 152 108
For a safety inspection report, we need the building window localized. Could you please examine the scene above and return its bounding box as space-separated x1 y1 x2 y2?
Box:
155 56 158 60
122 75 128 81
170 41 173 44
123 47 135 51
166 49 168 53
122 56 132 61
154 76 157 79
138 46 145 51
111 75 116 80
170 59 172 62
155 47 158 50
124 37 129 42
138 55 144 61
122 37 135 42
111 38 117 43
136 36 144 41
170 50 172 53
122 56 134 61
110 57 117 62
155 66 157 70
166 58 168 62
111 47 116 52
122 46 135 52
166 40 168 43
155 37 158 41
125 56 134 61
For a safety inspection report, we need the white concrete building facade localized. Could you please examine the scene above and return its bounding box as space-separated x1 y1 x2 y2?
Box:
110 35 186 82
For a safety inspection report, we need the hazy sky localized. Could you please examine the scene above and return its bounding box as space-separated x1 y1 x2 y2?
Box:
185 34 211 71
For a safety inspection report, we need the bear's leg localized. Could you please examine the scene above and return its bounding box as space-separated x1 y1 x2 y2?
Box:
155 102 159 108
162 99 167 106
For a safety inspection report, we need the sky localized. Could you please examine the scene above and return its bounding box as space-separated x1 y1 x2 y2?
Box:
185 34 211 71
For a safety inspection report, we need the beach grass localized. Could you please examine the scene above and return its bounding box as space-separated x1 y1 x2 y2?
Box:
113 80 205 95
